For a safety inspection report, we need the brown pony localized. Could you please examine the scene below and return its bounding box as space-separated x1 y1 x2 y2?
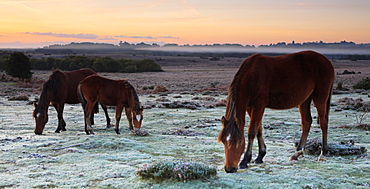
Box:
77 74 143 135
218 51 334 173
33 68 111 135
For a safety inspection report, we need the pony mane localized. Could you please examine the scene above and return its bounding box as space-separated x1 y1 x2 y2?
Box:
217 68 243 144
124 81 141 113
225 54 258 118
39 70 64 105
218 55 257 144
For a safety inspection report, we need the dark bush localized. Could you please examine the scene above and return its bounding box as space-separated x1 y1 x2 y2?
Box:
5 52 33 79
136 59 163 72
93 57 121 72
353 77 370 90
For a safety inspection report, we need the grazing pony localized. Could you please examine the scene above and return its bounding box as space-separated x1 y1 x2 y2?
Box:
33 68 111 135
77 75 143 135
218 51 334 173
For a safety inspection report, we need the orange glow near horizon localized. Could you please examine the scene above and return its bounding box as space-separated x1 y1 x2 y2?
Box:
0 0 370 48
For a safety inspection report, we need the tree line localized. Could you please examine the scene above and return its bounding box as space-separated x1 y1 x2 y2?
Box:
30 55 163 73
0 52 163 80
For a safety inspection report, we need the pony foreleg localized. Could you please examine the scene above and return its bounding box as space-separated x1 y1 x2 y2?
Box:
240 106 265 169
114 106 124 134
239 133 255 169
255 125 266 164
53 102 66 133
124 107 133 130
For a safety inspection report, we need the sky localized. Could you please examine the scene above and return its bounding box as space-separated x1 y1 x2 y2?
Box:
0 0 370 48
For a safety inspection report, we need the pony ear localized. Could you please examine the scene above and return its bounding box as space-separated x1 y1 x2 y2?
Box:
221 116 227 125
33 101 38 108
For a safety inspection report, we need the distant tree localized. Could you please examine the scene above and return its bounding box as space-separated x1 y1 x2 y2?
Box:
31 57 55 70
5 52 33 80
0 54 9 71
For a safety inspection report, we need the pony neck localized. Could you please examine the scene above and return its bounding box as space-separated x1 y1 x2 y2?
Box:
37 87 53 111
126 83 141 114
225 81 247 129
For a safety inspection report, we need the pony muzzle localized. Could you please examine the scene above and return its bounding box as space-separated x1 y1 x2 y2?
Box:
225 166 238 173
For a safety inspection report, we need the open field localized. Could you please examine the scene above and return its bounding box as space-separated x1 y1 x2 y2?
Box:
1 55 370 188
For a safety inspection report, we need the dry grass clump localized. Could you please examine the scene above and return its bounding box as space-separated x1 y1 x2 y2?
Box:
137 161 217 182
131 128 149 136
8 95 29 101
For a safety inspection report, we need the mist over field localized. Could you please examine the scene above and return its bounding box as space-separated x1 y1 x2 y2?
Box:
140 46 370 55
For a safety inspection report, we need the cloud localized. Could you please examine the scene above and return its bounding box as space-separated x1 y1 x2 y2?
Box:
159 36 180 39
115 35 155 39
97 36 117 40
23 32 179 41
115 35 179 40
23 32 100 39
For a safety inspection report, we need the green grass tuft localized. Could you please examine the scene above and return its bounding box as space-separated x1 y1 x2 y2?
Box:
137 161 217 182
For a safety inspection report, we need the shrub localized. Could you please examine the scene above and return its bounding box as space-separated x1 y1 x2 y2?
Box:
93 56 120 72
336 82 345 90
353 77 370 90
5 52 33 80
136 59 163 72
137 161 217 182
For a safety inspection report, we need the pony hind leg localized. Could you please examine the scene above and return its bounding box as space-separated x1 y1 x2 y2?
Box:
100 103 111 128
291 98 312 161
84 101 96 135
313 97 330 161
90 102 99 125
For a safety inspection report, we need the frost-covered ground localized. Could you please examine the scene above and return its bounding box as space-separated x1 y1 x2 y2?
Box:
0 93 369 189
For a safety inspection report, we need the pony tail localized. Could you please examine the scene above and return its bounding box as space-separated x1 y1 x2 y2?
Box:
77 82 87 109
326 85 333 122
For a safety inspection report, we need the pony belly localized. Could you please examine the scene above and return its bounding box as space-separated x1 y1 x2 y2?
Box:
267 93 311 110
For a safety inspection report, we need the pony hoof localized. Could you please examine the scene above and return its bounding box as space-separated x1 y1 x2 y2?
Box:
239 163 248 169
115 130 120 134
255 160 263 164
318 155 327 161
55 130 61 133
290 150 304 161
290 156 298 161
